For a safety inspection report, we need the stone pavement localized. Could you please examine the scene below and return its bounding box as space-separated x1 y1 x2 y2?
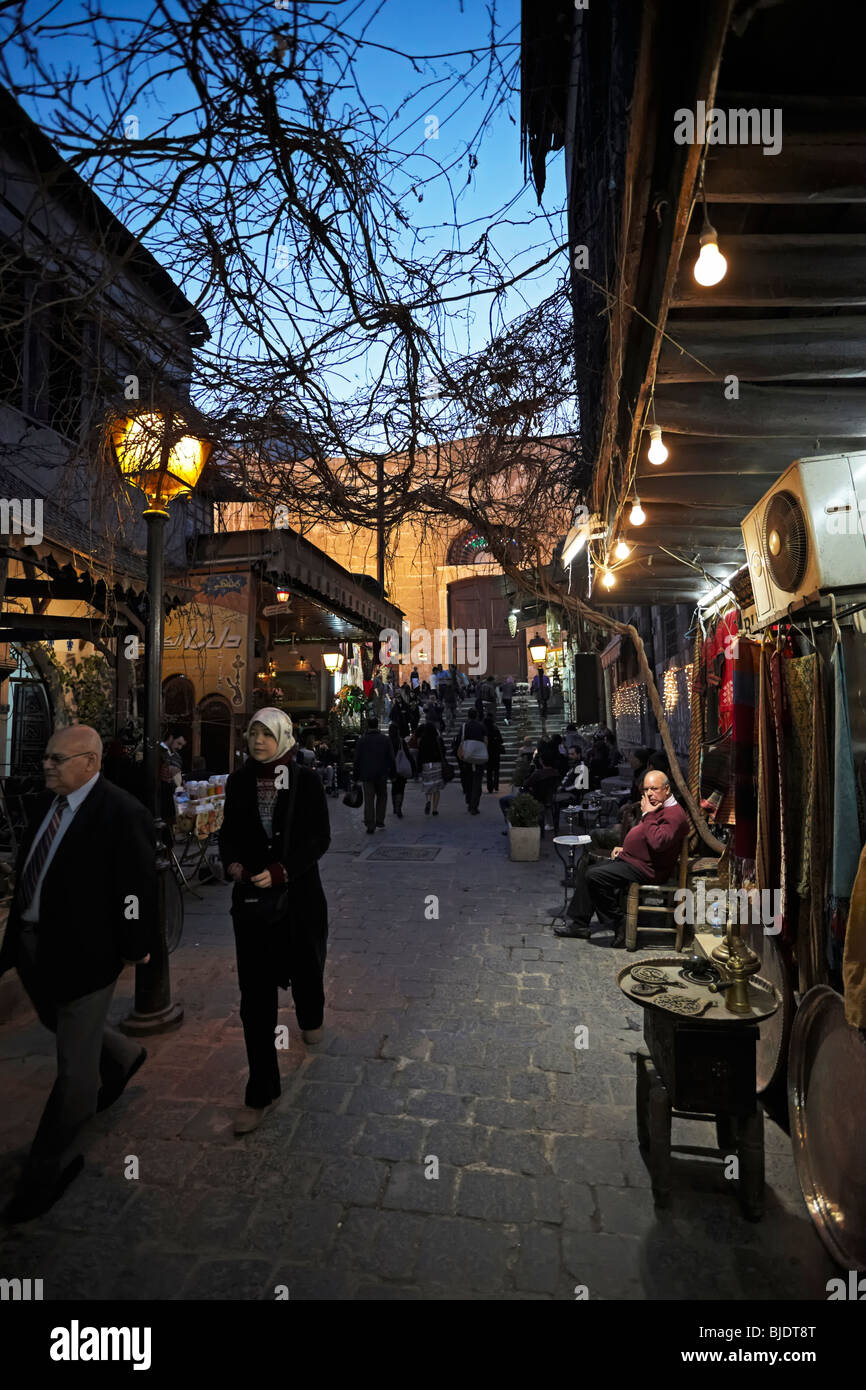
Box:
0 778 835 1301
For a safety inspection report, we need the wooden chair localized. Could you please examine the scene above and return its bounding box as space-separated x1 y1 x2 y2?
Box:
625 845 725 953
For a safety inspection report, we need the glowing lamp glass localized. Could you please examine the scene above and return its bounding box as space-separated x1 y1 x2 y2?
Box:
694 231 727 287
112 412 210 504
276 588 290 604
629 500 646 526
601 570 616 590
648 426 668 466
614 539 630 560
528 638 547 663
322 650 343 673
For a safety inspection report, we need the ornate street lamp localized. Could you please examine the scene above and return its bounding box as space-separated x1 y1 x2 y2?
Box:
528 635 548 665
322 649 344 674
275 586 291 604
111 409 211 1036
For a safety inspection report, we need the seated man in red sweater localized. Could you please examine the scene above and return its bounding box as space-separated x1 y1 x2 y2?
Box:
555 770 689 948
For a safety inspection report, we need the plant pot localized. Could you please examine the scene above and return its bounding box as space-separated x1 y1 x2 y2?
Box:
509 825 541 862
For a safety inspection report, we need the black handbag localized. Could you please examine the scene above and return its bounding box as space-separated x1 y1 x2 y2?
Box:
235 764 300 927
343 781 363 808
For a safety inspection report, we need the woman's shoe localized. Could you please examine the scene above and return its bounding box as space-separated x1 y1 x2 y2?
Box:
432 810 438 816
302 1027 325 1045
233 1100 278 1135
424 802 431 814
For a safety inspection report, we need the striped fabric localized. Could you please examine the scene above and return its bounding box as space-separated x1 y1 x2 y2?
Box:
18 795 69 913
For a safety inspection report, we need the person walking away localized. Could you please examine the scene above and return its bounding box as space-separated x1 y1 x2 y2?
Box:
388 717 413 818
314 738 337 795
417 720 446 815
296 732 318 770
0 725 155 1222
484 713 504 793
219 708 331 1134
530 666 551 720
554 770 688 947
453 714 487 815
500 675 515 724
410 666 420 691
353 716 396 833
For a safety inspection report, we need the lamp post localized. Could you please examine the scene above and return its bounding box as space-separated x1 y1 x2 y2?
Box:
112 410 211 1036
528 635 548 665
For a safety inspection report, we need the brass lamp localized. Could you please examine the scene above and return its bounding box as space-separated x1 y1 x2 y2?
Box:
112 411 211 514
322 649 344 674
112 408 210 1038
528 635 548 664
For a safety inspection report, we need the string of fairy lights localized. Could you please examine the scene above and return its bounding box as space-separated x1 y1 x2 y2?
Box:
589 177 728 594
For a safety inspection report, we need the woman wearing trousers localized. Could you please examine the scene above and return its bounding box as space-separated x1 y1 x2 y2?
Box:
388 717 413 817
219 708 330 1135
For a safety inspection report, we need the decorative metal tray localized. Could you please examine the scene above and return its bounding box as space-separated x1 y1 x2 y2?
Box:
745 923 795 1095
618 955 779 1024
788 985 866 1269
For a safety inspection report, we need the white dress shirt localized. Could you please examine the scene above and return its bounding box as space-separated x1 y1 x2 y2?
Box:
642 793 678 817
20 771 101 922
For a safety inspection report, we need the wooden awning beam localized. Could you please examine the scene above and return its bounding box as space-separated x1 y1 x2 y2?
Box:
672 235 866 308
704 137 866 202
654 383 866 438
659 314 866 383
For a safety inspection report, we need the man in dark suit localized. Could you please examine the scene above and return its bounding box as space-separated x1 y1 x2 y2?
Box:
0 724 156 1222
352 717 397 833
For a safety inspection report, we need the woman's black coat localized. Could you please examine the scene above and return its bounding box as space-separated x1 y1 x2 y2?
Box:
218 758 330 947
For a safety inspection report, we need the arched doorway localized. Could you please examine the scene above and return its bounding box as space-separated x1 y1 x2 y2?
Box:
198 694 231 774
162 674 195 773
6 645 53 778
445 531 525 682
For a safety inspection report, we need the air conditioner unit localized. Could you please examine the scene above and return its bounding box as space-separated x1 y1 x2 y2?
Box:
740 451 866 625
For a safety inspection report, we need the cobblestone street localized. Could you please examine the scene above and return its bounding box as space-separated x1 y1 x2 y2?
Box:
0 783 834 1301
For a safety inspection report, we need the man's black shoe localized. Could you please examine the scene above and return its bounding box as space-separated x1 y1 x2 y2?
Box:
553 924 593 939
366 827 375 834
3 1155 84 1224
609 932 627 949
96 1048 147 1113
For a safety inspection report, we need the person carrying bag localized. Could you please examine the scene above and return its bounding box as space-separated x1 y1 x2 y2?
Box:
458 722 488 765
219 708 331 1136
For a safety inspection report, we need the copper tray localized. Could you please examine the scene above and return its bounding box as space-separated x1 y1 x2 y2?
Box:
617 957 778 1023
788 985 866 1269
746 923 795 1093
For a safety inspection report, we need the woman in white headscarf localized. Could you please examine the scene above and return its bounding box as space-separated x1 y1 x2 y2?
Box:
219 708 331 1135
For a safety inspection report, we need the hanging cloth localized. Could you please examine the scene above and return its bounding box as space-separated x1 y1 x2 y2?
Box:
829 641 863 972
732 636 760 873
783 652 830 992
842 842 866 1029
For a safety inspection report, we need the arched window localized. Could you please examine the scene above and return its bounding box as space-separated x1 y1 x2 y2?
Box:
447 530 521 567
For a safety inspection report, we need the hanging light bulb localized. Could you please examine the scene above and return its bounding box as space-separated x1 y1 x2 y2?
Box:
614 538 630 560
648 425 668 465
601 569 616 590
629 498 646 526
694 226 727 287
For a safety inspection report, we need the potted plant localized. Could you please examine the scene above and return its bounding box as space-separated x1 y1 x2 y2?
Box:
506 792 544 862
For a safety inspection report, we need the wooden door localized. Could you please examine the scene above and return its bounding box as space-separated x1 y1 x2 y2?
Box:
448 575 526 681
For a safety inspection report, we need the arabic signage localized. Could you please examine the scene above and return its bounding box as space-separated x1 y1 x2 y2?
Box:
163 571 250 707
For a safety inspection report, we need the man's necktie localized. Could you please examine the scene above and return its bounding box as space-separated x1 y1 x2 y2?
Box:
18 796 69 914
